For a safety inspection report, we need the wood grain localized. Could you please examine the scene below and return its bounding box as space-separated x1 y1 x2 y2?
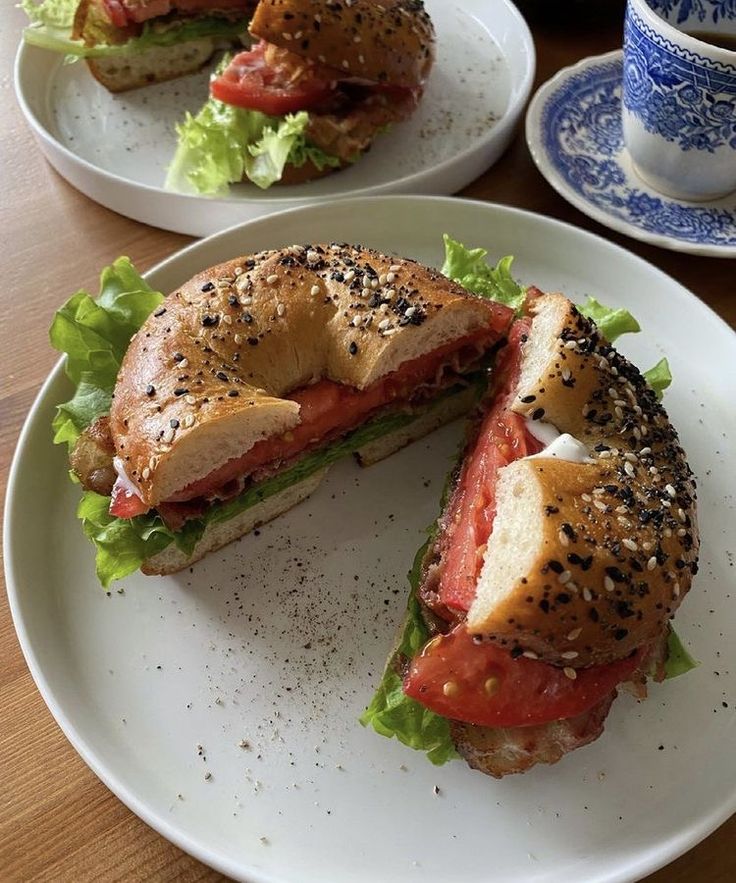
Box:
1 3 733 881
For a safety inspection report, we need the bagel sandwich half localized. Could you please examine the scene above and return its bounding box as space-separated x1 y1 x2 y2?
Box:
22 0 256 92
361 242 699 776
52 242 512 586
166 0 436 193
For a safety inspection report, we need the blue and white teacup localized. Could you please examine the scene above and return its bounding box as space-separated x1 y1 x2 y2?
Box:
623 0 736 201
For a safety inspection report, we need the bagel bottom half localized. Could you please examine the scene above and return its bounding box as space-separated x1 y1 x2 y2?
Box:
139 383 480 576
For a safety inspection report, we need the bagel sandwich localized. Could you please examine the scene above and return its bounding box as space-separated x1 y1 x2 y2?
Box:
361 238 699 776
52 242 512 586
166 0 436 193
21 0 256 92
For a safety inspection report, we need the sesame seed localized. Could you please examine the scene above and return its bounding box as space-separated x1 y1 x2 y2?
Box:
581 493 592 502
294 30 302 39
358 53 365 63
567 628 582 641
234 334 242 344
559 530 569 547
178 358 189 369
558 570 572 584
389 264 401 272
640 446 652 456
379 274 388 285
623 538 638 551
185 395 196 406
184 414 195 428
604 575 615 592
564 667 577 680
276 303 285 317
677 528 687 537
386 272 396 283
342 59 349 68
677 508 687 522
222 314 232 325
378 318 391 330
345 270 355 282
405 306 416 318
561 651 579 660
582 587 592 602
163 428 175 444
385 289 396 300
142 467 151 480
382 328 397 337
647 556 658 571
351 316 361 327
240 296 253 306
673 583 681 598
624 461 635 477
371 278 379 289
310 285 320 297
561 368 572 381
642 540 653 551
361 288 371 298
624 452 638 462
523 650 539 659
582 403 590 416
148 456 156 471
267 274 279 285
594 500 607 511
282 31 292 40
615 406 624 419
608 387 617 398
564 340 578 350
665 484 676 498
353 34 361 42
307 250 319 263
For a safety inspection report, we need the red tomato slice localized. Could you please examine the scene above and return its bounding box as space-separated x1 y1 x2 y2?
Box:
211 42 335 114
404 624 643 727
110 478 150 519
167 325 503 503
437 321 542 613
103 0 131 27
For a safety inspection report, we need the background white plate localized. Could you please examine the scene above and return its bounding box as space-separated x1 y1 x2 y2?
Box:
14 1 534 237
6 197 736 883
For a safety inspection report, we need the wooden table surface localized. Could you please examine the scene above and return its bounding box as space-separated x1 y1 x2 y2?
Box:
1 3 733 881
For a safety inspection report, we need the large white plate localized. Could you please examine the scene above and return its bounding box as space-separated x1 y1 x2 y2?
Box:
14 1 534 237
5 197 736 883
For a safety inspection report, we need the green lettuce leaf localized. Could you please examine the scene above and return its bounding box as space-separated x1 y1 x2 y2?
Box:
49 257 163 449
441 234 526 314
359 535 459 765
577 296 641 343
643 357 672 400
22 3 249 59
167 103 342 195
77 491 177 588
664 628 698 679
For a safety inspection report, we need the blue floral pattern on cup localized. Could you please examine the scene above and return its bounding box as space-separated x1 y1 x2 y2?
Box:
623 5 736 152
540 56 736 247
647 0 736 26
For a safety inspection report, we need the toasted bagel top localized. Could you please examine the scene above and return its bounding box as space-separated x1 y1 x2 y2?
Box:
109 243 503 506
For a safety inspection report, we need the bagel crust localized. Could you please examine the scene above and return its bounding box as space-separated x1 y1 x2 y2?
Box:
110 244 503 507
466 294 699 667
250 0 436 88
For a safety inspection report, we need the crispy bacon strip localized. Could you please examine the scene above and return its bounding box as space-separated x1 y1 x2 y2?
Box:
450 692 616 778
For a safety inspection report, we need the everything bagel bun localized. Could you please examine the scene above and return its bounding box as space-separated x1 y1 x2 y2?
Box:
250 0 436 88
466 294 699 667
110 243 501 508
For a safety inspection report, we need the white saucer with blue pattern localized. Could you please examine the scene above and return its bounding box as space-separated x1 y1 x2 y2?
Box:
526 50 736 258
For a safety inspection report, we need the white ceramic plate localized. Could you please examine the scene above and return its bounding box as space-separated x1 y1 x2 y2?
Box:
14 1 534 237
6 197 736 883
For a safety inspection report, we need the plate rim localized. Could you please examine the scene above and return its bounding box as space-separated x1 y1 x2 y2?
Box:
5 195 736 883
525 49 736 259
13 0 535 232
